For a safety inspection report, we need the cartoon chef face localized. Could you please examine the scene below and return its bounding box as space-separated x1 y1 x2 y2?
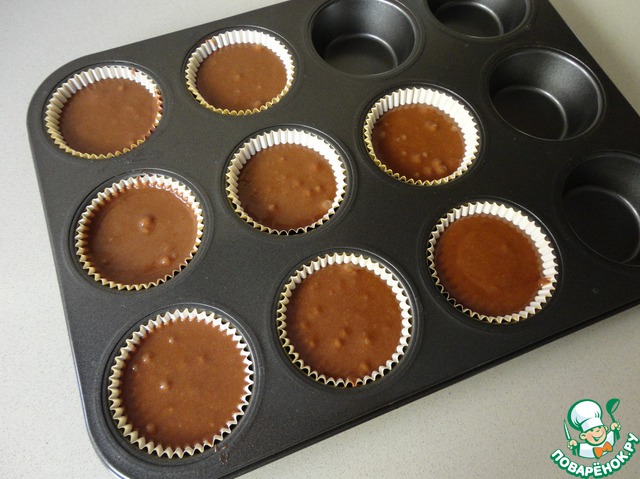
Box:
566 399 621 460
569 399 605 436
581 425 609 445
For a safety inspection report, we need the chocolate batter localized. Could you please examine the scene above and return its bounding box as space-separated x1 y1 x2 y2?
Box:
372 104 465 181
237 144 337 231
285 263 404 383
60 78 159 155
86 184 198 286
196 43 287 111
119 318 249 449
434 215 543 317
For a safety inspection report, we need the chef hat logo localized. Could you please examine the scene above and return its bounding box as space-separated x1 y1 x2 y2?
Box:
568 399 604 433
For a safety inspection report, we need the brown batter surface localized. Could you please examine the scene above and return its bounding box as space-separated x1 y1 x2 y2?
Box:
372 104 465 181
237 144 337 231
86 184 198 286
60 78 159 155
434 215 543 317
119 318 249 449
285 263 404 383
196 43 287 111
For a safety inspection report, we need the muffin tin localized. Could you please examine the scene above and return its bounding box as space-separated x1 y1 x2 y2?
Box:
27 0 640 477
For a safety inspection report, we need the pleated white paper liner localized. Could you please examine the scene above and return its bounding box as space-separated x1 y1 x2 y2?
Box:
277 252 413 387
364 86 480 186
45 64 162 159
185 29 295 115
108 308 254 458
427 201 558 324
226 128 347 234
75 173 204 290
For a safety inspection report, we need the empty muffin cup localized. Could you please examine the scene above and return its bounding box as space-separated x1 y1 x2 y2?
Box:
45 65 162 159
277 252 413 387
563 153 640 265
427 201 558 323
226 129 347 234
311 0 418 75
108 308 254 458
76 173 204 290
426 0 530 38
364 86 480 186
489 48 603 140
186 29 295 115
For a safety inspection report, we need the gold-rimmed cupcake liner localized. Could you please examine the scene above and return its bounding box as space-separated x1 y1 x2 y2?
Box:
185 29 295 115
107 308 254 458
75 173 204 290
277 252 413 387
364 86 480 186
45 65 162 159
427 201 558 324
226 128 347 235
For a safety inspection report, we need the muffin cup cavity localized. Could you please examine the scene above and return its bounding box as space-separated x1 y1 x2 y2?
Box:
107 308 254 458
277 252 413 387
426 0 530 38
45 65 162 159
364 86 480 186
489 48 603 140
311 0 418 75
185 29 295 115
75 173 204 290
563 153 640 265
427 201 558 324
226 128 347 234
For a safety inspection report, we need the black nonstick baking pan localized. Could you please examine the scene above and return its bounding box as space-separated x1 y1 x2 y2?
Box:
26 0 640 477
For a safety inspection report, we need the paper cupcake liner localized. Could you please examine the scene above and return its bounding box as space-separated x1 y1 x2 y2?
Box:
364 86 480 186
186 29 295 115
75 173 204 290
107 308 254 458
277 252 413 387
45 65 162 159
427 201 558 324
226 128 347 234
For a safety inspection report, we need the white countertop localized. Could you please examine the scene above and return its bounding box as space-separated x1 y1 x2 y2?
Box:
2 0 640 478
